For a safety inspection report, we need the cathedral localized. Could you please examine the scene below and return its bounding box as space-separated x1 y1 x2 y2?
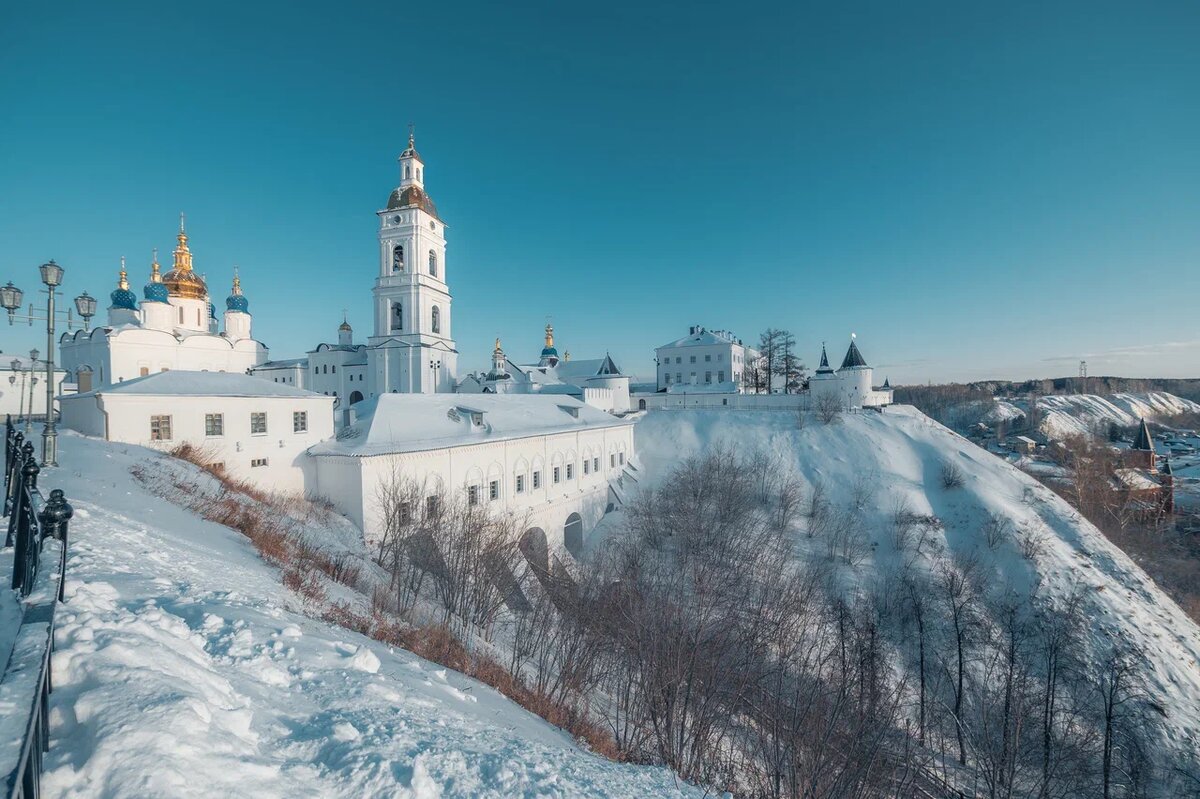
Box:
59 217 267 391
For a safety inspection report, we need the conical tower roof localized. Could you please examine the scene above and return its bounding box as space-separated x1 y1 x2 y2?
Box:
1132 418 1155 453
841 338 868 369
815 343 834 375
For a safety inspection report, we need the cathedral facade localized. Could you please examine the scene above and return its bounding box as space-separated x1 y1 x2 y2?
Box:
59 218 267 391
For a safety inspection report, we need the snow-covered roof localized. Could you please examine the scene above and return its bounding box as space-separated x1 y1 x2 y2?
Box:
312 394 630 457
65 370 326 399
554 355 625 380
1114 468 1162 492
255 357 309 369
658 330 742 350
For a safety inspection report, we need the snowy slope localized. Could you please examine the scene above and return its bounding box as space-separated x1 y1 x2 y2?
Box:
633 407 1200 759
1036 392 1200 438
39 433 700 799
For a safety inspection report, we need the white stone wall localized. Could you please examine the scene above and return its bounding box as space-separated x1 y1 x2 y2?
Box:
0 364 69 419
59 391 334 493
60 327 266 390
312 423 635 550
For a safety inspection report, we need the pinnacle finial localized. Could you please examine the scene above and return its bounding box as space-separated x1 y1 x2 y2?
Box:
118 256 129 289
408 122 415 148
179 212 186 234
231 265 242 295
494 336 502 352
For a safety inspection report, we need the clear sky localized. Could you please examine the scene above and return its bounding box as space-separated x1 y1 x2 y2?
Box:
2 0 1197 384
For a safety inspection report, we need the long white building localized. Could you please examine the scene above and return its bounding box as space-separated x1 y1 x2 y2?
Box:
655 326 757 392
309 394 635 554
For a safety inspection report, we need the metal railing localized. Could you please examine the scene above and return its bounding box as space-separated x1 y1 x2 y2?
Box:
2 414 72 798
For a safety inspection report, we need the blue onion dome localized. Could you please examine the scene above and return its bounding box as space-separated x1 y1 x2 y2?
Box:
143 249 170 303
208 300 217 319
226 267 249 312
110 259 139 310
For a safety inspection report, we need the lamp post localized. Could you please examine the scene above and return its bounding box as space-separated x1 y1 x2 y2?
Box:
8 360 23 432
0 261 95 466
24 350 40 436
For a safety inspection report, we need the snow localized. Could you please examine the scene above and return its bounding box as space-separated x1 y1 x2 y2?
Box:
1035 392 1200 439
313 393 631 457
67 370 321 399
632 406 1200 761
981 399 1024 424
37 432 700 798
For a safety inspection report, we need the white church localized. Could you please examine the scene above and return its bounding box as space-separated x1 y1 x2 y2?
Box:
59 133 638 555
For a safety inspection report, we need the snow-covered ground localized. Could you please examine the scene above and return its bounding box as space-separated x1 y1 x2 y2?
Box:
1036 392 1200 439
36 432 700 798
633 407 1200 762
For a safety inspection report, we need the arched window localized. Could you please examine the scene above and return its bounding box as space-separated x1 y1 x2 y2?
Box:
428 250 438 277
564 513 583 558
392 244 404 272
431 306 440 334
404 166 411 179
392 302 403 331
349 390 364 405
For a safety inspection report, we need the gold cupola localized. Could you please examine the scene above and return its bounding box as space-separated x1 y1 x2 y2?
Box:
162 213 209 300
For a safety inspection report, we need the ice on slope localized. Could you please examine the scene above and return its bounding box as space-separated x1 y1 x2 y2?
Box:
39 433 699 799
634 406 1200 758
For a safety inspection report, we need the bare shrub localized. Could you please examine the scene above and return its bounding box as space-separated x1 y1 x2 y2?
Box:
941 460 965 489
890 495 916 550
816 390 845 425
981 512 1012 551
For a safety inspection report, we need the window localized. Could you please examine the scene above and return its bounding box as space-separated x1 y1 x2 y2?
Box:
583 460 591 475
432 306 440 334
611 453 617 468
251 412 267 435
705 354 711 362
593 457 600 472
205 413 224 437
705 371 712 384
690 355 696 363
532 471 541 489
717 353 724 362
393 244 404 272
468 485 480 506
553 466 561 484
516 474 525 493
675 357 681 364
566 463 574 480
331 365 336 374
251 457 269 468
676 372 681 383
489 480 499 501
150 415 172 441
404 165 411 179
398 501 412 525
293 411 308 433
392 302 403 331
178 307 184 324
664 374 671 385
428 250 438 277
139 366 149 377
718 371 725 383
619 452 625 465
425 495 440 520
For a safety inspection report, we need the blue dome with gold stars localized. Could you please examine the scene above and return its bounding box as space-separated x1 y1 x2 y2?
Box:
143 250 169 303
225 268 249 313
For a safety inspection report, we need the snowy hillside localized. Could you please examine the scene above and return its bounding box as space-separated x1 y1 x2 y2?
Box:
1035 391 1200 438
38 433 699 798
632 407 1200 766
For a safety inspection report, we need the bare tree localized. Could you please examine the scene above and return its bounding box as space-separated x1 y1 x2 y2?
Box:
816 391 845 425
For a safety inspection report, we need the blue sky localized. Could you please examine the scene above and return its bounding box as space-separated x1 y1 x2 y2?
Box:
2 0 1198 383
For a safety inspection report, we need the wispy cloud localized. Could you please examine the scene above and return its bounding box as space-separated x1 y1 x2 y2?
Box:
1041 340 1200 364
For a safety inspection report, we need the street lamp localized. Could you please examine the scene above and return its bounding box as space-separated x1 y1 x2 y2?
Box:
0 260 93 466
429 358 442 391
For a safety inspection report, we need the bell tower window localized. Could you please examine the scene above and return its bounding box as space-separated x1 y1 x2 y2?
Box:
391 302 403 331
428 250 438 277
432 306 440 334
393 244 404 272
404 166 411 180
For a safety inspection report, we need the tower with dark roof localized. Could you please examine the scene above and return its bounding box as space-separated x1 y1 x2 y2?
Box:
1128 418 1156 470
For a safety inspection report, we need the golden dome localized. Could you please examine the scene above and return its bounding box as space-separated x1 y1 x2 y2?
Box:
162 213 208 300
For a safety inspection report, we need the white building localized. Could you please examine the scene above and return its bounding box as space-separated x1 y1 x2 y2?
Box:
368 133 458 395
309 394 636 555
809 338 893 409
0 354 69 421
457 325 633 414
655 326 757 393
58 371 333 493
59 222 268 391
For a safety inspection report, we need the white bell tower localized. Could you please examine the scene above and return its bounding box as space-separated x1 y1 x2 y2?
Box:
367 129 458 395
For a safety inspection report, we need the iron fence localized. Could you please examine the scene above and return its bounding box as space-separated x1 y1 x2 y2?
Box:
2 414 71 798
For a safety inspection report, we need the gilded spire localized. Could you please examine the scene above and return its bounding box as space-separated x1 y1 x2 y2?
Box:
231 265 242 295
118 256 129 290
544 322 554 350
173 212 193 272
150 248 162 282
494 336 502 353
